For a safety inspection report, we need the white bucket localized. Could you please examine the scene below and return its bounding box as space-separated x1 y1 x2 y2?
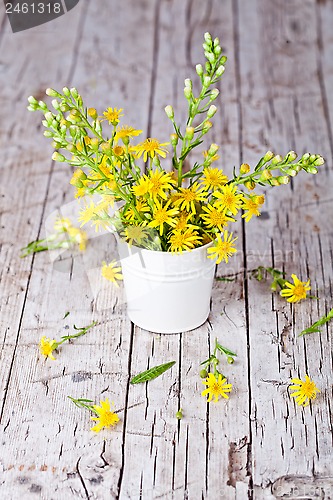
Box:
117 240 216 334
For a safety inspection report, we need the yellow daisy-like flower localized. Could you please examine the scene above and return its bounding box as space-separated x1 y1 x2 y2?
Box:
67 227 88 251
102 107 123 125
207 230 237 264
132 176 152 198
169 228 202 253
114 125 143 143
174 182 207 214
101 260 123 286
147 169 176 201
173 212 196 231
201 373 232 403
200 204 235 231
203 150 220 163
39 336 57 360
54 217 72 232
242 194 265 222
149 200 179 236
91 399 120 432
134 138 169 162
78 201 98 227
289 375 320 407
124 200 150 221
122 225 148 246
212 185 244 215
201 167 228 190
113 145 125 156
280 274 311 303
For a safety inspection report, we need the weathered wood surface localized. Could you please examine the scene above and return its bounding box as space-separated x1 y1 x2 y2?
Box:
0 0 332 499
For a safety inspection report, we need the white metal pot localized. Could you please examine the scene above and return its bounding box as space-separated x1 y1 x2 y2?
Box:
117 240 215 334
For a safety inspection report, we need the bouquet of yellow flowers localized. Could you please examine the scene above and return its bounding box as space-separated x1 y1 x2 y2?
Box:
27 32 324 264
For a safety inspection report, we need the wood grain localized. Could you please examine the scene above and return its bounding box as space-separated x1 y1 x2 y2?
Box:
0 0 332 499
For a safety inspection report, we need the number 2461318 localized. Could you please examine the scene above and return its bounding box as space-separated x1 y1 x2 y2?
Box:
6 3 62 14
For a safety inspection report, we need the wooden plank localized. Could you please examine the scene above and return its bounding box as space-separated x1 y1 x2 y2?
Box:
236 0 333 496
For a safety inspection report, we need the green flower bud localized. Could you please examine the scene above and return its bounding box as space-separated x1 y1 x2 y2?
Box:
95 119 102 134
215 65 225 78
153 155 161 167
164 105 174 120
184 78 192 89
210 89 219 101
46 88 60 97
271 155 283 165
306 166 318 174
263 151 274 162
227 356 234 365
208 143 219 156
27 105 37 112
204 32 212 45
309 154 316 163
260 169 272 180
214 45 222 56
314 156 325 166
52 99 60 110
301 153 310 163
66 143 76 152
196 64 204 77
206 52 215 64
200 369 208 379
202 120 213 134
38 100 47 110
44 111 53 122
60 103 70 112
270 178 281 186
203 75 211 87
28 95 38 105
185 127 195 140
62 87 70 96
43 130 54 138
285 150 297 162
170 133 178 146
277 176 290 185
101 142 111 153
176 409 183 420
52 152 66 162
245 180 256 190
70 87 79 99
285 168 297 177
207 105 217 118
184 87 192 100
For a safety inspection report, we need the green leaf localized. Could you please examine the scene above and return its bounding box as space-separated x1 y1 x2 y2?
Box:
200 355 216 366
130 361 176 384
216 343 237 357
63 311 70 319
299 307 333 336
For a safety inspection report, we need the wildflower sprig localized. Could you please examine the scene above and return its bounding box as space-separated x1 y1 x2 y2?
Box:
21 217 87 257
68 397 120 432
299 307 333 336
200 338 235 403
252 267 314 303
39 321 97 360
28 32 324 263
200 338 237 379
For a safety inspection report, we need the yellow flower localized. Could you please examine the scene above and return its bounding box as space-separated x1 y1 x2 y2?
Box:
132 176 152 197
203 150 220 163
101 260 123 286
114 125 143 143
289 375 320 407
173 212 196 231
68 227 88 251
201 373 232 403
147 169 176 200
169 228 202 253
124 200 150 221
39 336 57 360
76 136 91 152
212 185 243 215
201 167 228 190
78 201 98 226
200 204 235 231
242 194 265 222
90 399 120 432
174 182 207 214
134 138 169 162
113 145 125 156
70 168 86 187
207 230 237 264
149 200 179 236
122 225 148 246
102 107 123 125
280 274 311 303
54 217 72 232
